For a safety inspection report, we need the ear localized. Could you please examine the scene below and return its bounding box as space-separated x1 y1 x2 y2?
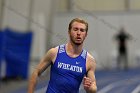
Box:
68 30 71 34
85 32 88 37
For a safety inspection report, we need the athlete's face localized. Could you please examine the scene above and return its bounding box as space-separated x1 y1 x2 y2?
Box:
69 22 87 45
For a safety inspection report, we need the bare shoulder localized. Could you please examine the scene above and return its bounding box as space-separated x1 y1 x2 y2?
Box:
87 52 96 63
46 46 58 63
48 46 58 55
86 52 96 71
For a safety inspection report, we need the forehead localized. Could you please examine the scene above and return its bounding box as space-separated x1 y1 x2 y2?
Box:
71 22 86 28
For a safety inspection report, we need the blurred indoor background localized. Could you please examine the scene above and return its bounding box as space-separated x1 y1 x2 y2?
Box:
0 0 140 93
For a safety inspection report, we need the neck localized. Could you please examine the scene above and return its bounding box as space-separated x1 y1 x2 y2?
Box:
66 42 83 55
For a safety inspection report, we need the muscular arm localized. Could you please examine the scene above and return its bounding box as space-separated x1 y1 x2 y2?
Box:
83 53 97 93
28 48 57 93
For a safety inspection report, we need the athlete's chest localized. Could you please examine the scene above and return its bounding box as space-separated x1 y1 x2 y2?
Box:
53 56 86 77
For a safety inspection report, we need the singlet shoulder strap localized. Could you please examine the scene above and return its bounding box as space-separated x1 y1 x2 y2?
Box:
81 49 87 59
58 44 65 53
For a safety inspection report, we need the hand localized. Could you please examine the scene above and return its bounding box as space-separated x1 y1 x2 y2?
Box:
83 76 93 90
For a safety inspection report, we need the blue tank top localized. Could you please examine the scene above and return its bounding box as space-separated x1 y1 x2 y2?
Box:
46 44 87 93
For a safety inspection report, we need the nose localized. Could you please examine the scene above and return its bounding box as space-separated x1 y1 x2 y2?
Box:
77 30 81 35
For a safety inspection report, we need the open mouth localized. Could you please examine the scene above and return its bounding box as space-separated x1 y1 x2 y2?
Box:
76 37 81 40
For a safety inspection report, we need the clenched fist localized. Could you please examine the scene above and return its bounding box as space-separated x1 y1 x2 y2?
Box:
83 77 97 93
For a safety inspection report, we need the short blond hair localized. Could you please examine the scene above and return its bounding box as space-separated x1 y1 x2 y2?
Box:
68 18 88 32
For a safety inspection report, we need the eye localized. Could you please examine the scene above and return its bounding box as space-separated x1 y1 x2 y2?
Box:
73 27 79 31
80 29 86 32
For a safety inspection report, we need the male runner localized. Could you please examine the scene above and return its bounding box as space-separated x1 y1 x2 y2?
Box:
28 18 97 93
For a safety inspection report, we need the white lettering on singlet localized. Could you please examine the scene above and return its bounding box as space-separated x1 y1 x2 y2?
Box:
57 62 83 73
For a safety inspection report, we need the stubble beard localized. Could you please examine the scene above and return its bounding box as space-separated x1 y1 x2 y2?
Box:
70 37 84 46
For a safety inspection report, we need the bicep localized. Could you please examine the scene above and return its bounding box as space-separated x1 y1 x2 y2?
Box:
35 49 54 75
35 58 51 76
